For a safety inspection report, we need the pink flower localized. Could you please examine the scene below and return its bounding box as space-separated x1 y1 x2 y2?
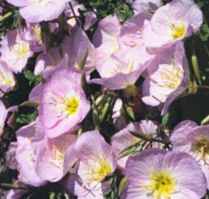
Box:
6 0 70 23
10 118 77 185
142 42 189 114
93 16 122 60
112 121 158 170
15 121 46 187
36 132 77 182
40 68 90 138
132 0 162 15
0 61 15 96
143 0 203 50
64 131 116 198
0 30 33 73
91 49 153 90
92 15 154 90
34 27 95 76
171 121 209 189
124 149 207 199
62 27 96 72
65 175 107 199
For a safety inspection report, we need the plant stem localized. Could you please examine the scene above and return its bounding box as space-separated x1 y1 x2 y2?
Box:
69 2 81 26
0 183 26 190
0 12 12 22
130 131 171 145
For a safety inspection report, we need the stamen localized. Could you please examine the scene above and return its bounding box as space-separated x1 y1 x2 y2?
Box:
64 96 80 116
145 170 176 199
170 21 187 40
0 71 14 87
88 158 113 183
159 65 183 89
192 136 209 165
12 41 30 59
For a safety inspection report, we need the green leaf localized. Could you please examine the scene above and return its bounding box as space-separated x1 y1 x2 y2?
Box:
16 111 37 125
162 113 170 126
119 177 127 196
125 105 135 120
201 114 209 125
79 0 133 20
191 54 202 84
24 70 42 86
115 3 133 21
49 192 56 199
199 23 209 42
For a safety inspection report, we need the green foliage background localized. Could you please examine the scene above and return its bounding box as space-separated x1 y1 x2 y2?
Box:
0 0 209 198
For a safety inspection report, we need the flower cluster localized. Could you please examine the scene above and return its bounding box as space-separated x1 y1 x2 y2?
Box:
0 0 208 198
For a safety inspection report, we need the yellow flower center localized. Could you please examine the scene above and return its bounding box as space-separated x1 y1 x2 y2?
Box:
64 96 80 116
3 78 13 86
160 65 183 89
145 170 176 199
0 71 14 87
89 158 113 183
192 137 209 162
170 22 187 40
13 41 30 59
